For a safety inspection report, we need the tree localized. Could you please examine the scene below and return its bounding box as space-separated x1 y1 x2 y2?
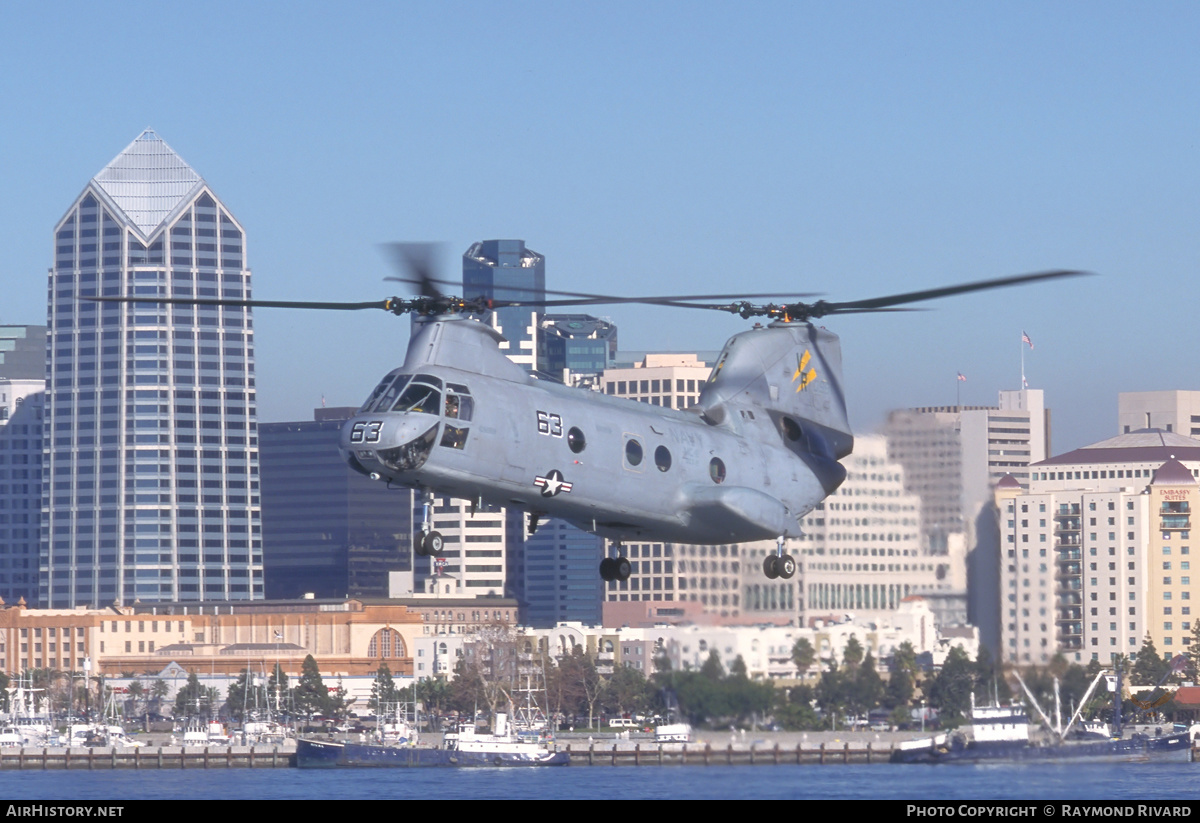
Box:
226 668 268 721
814 663 847 729
1132 635 1169 687
927 646 974 727
842 635 864 670
468 621 520 720
885 662 915 710
791 638 816 679
849 652 885 719
370 662 400 711
173 671 209 717
699 650 724 681
774 683 821 730
605 665 650 720
294 655 331 718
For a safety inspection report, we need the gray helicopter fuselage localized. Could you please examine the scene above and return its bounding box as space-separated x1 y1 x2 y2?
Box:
340 315 849 544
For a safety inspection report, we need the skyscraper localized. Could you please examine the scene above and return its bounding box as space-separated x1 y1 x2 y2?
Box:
43 130 262 606
462 240 545 372
260 408 412 599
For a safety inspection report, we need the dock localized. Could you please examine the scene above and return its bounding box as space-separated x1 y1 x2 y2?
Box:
0 745 295 770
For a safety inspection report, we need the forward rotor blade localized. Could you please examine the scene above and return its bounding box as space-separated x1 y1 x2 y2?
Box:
84 295 394 311
381 242 445 299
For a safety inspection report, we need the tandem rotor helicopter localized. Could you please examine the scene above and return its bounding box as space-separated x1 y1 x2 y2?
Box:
91 253 1087 583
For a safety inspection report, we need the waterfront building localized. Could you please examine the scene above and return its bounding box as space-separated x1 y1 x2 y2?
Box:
259 408 413 600
0 378 44 605
995 428 1200 665
44 130 261 607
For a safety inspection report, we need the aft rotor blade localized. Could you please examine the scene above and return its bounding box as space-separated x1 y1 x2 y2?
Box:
825 269 1092 313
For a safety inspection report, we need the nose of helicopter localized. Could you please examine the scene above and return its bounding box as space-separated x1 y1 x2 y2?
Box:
339 414 440 480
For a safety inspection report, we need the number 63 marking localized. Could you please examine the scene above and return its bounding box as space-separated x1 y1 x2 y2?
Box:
536 410 562 437
350 421 383 443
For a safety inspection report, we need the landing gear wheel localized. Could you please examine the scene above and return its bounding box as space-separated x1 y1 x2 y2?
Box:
763 555 780 579
779 554 796 579
599 557 617 581
415 537 428 557
615 556 632 581
422 530 445 557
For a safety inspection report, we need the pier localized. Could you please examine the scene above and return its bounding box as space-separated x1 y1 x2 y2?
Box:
0 745 295 770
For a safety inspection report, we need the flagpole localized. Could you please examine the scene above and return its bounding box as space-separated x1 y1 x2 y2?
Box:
1020 334 1025 390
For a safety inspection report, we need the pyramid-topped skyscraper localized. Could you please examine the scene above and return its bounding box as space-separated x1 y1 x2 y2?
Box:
43 130 262 608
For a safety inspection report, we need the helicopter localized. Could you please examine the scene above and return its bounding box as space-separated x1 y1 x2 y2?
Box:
90 258 1087 582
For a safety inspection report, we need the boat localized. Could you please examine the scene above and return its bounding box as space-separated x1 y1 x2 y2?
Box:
891 665 1192 764
655 722 691 744
296 712 569 768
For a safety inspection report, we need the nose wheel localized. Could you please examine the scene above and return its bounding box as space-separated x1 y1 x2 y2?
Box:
415 489 444 557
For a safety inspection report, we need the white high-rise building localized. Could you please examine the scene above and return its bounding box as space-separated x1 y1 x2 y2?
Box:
883 389 1049 549
1119 391 1200 438
43 130 262 606
996 428 1200 665
797 435 951 626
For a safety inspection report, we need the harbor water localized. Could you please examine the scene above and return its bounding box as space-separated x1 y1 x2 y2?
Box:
0 761 1195 800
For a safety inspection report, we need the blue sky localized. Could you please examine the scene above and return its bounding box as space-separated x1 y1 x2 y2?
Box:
1 2 1196 452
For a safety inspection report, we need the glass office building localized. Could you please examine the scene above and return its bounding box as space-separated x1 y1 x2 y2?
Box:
43 130 262 606
462 240 545 372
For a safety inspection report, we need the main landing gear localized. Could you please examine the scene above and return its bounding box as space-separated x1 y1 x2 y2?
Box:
599 542 631 582
763 537 795 580
414 490 444 557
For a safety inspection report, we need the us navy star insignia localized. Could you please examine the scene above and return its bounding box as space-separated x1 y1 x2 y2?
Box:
534 469 573 497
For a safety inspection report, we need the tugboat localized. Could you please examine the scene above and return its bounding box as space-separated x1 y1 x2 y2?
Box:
891 664 1192 764
296 712 569 768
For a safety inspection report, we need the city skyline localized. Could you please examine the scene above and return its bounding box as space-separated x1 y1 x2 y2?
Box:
2 4 1197 456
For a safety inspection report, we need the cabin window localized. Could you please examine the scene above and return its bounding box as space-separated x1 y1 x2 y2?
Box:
624 437 644 468
567 427 586 453
709 457 726 484
655 445 672 472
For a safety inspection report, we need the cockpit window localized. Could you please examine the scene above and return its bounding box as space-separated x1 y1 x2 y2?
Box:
370 374 411 412
445 394 473 421
393 382 441 414
444 383 473 421
413 373 443 389
360 374 407 413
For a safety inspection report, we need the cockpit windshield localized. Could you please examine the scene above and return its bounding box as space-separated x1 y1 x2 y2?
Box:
359 374 403 413
392 379 440 414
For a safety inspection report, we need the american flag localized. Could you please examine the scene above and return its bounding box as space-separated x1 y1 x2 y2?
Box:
1022 331 1034 349
956 372 967 382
